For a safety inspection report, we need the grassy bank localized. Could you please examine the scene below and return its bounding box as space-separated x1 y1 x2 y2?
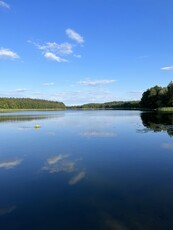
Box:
157 107 173 112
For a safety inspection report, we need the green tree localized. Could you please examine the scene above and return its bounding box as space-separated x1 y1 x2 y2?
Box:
140 86 162 108
167 81 173 106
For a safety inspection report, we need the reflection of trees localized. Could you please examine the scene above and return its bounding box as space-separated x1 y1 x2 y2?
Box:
140 112 173 137
0 114 63 123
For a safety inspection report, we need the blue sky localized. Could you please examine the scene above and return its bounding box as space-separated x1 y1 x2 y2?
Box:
0 0 173 105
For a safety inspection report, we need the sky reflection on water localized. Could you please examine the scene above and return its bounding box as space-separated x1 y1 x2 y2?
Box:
0 110 173 230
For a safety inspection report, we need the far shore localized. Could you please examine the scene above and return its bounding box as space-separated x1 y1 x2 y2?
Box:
0 108 66 113
0 107 173 113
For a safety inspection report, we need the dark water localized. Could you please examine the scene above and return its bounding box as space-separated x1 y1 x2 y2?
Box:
0 110 173 230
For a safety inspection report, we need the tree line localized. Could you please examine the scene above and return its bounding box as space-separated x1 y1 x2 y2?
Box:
0 98 65 110
0 82 172 110
140 82 173 109
70 81 173 110
68 101 140 110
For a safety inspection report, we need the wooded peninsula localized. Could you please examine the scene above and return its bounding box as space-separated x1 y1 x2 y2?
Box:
0 82 172 110
0 98 65 110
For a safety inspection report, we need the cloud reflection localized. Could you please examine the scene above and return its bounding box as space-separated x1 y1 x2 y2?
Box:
43 154 86 185
162 143 173 150
0 205 16 216
101 213 128 230
47 155 66 165
105 218 128 230
0 159 22 169
43 154 76 174
82 131 116 137
69 171 86 185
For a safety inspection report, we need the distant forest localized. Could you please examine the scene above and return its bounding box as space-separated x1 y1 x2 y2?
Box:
0 82 173 110
70 82 173 110
69 101 140 110
0 98 65 110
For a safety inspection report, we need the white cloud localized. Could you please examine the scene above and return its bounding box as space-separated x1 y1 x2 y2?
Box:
43 82 55 86
0 1 10 9
15 88 30 93
44 52 67 62
129 90 143 94
31 41 73 55
42 42 73 55
78 79 116 86
57 42 73 55
160 65 173 71
0 88 117 106
29 29 84 62
74 54 82 58
29 40 73 62
0 159 22 169
50 89 117 105
66 28 84 44
0 48 20 59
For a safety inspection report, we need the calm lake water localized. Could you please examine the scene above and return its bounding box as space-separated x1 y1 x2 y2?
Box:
0 110 173 230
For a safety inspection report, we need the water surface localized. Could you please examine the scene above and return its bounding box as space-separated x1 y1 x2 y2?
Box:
0 110 173 230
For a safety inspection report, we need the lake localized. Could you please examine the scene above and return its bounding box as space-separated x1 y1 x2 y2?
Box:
0 110 173 230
